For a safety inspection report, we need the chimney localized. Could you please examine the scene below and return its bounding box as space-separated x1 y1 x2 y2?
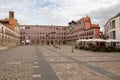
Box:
9 11 14 19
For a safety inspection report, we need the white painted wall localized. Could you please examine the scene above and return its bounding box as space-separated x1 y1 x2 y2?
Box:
104 16 120 40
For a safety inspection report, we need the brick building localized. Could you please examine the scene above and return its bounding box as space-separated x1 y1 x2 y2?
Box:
66 16 100 43
0 11 20 46
20 25 66 45
20 16 101 45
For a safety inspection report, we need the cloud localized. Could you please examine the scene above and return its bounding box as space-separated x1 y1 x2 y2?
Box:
0 0 120 30
88 2 120 31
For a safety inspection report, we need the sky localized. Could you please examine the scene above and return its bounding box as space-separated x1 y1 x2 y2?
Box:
0 0 120 31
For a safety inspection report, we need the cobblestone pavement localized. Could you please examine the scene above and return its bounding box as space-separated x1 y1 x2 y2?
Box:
38 45 120 80
0 45 120 80
0 46 35 80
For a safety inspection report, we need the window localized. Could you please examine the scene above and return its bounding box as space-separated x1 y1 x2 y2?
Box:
112 31 116 39
20 37 22 39
110 22 111 29
25 27 27 29
112 20 115 29
28 27 30 29
23 26 25 29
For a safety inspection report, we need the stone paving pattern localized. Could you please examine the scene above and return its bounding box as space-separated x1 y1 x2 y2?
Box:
0 45 120 80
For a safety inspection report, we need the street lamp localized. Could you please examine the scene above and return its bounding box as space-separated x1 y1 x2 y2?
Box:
51 32 56 47
68 20 76 53
58 28 61 49
56 27 61 49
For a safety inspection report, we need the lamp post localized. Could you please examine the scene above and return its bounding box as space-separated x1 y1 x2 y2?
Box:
52 32 56 47
68 20 76 53
56 27 61 49
59 28 61 49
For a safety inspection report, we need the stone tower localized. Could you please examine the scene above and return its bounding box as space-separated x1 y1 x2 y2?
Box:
9 11 14 19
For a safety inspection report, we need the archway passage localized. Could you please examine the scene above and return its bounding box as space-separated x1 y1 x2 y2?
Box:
51 41 53 45
47 41 49 45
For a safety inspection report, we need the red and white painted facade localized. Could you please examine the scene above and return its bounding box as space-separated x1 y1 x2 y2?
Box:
20 16 101 45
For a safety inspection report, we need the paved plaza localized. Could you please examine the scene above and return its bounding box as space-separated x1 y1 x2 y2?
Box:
0 45 120 80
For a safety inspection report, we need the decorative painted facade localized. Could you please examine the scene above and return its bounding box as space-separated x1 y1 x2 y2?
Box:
66 16 100 43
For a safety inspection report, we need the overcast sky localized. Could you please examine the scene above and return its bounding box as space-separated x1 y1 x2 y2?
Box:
0 0 120 31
